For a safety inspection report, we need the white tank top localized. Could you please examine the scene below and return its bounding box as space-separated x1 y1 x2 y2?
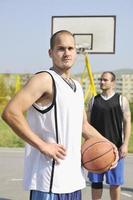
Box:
23 70 86 193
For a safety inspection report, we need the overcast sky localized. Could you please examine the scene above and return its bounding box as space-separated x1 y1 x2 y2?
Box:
0 0 133 74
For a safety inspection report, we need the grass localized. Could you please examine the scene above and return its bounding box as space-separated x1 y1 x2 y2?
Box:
128 122 133 153
0 117 24 147
0 114 133 152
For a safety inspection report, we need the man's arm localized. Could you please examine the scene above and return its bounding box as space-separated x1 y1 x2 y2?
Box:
119 96 131 158
2 72 66 162
87 97 94 123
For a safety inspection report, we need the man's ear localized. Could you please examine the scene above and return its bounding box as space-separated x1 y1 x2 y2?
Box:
48 49 52 58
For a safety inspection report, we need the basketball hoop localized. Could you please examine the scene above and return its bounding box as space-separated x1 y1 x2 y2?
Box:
74 35 93 54
76 45 91 54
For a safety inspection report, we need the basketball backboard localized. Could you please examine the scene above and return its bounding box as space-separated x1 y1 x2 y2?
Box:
51 16 116 54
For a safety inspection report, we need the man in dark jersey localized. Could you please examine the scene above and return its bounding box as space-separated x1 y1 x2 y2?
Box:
87 71 131 200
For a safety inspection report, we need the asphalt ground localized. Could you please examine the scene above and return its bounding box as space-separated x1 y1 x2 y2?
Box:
0 148 133 200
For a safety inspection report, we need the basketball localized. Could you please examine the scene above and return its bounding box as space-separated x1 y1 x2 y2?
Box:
81 137 116 173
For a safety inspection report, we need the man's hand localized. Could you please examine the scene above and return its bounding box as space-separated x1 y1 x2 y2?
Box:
40 143 67 164
119 143 128 158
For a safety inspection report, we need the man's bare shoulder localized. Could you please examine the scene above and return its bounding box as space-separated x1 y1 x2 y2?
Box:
16 71 54 105
24 71 53 90
28 71 52 83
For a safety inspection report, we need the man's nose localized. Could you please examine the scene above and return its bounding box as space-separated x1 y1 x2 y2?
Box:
64 48 70 55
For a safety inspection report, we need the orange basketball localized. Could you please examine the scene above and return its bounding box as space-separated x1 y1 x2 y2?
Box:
81 137 116 173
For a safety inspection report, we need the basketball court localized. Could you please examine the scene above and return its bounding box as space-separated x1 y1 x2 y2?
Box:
0 148 132 200
0 16 132 200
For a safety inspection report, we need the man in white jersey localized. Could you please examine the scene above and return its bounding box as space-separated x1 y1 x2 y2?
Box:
2 31 118 200
87 71 131 200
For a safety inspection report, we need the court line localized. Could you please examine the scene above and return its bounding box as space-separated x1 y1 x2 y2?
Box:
11 178 23 182
121 192 132 198
0 148 24 153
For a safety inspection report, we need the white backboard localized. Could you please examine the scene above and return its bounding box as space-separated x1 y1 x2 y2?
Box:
51 16 116 54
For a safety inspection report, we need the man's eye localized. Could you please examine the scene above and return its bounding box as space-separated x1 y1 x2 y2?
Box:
58 47 64 51
68 47 74 50
98 78 108 82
